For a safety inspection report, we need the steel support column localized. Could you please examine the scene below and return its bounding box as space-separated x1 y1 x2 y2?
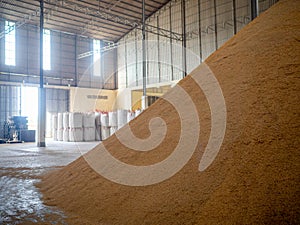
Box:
89 39 92 88
101 40 104 89
135 30 138 86
125 38 128 88
114 48 118 90
37 0 46 147
181 0 187 77
157 16 161 83
233 0 237 34
169 5 174 81
251 0 259 20
146 31 150 84
142 0 147 109
213 0 218 50
75 35 78 87
198 0 203 62
59 32 62 85
26 28 29 76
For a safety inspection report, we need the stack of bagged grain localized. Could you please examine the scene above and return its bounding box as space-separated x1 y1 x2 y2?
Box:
108 111 118 135
52 114 58 141
56 113 63 141
127 110 135 123
62 112 69 142
100 112 110 140
95 112 101 141
117 109 127 130
69 112 83 142
83 113 95 141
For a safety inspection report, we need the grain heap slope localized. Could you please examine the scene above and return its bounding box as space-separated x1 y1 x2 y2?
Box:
40 0 300 224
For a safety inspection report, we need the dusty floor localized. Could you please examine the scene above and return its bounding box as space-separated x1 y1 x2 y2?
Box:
0 140 98 224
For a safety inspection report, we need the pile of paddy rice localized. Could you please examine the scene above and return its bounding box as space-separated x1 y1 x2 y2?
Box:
40 1 300 224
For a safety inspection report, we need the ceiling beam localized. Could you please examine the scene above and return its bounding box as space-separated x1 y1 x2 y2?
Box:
0 6 123 40
0 0 178 42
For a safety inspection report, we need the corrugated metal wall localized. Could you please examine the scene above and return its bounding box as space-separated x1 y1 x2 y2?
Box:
0 85 21 138
0 85 69 138
117 0 278 89
0 22 117 90
45 88 69 114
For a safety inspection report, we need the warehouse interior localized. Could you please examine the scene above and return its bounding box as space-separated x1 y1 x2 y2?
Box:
0 0 277 145
1 0 299 224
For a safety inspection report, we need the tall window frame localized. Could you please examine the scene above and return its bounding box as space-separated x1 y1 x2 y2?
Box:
43 29 51 70
5 21 16 66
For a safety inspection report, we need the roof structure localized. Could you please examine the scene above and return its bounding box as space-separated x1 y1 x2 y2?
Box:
0 0 171 41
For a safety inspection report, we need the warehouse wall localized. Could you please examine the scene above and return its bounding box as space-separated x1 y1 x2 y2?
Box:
0 84 69 138
0 85 20 138
116 0 278 109
46 88 69 113
69 87 117 112
115 88 132 110
0 21 117 89
117 0 251 90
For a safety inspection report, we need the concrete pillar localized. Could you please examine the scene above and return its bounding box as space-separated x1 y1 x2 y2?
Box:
141 95 148 110
37 0 46 147
37 87 46 147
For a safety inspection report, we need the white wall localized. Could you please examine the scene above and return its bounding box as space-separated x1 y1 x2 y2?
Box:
115 88 132 110
69 87 117 112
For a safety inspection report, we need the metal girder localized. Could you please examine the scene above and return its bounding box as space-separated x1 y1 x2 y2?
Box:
77 42 120 59
0 0 182 41
0 7 40 39
0 0 62 39
45 0 140 28
55 0 182 41
185 16 251 40
77 25 182 60
142 24 182 41
0 71 74 82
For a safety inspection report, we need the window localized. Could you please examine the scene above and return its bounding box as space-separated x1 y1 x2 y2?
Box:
43 29 51 70
93 39 101 76
5 21 16 66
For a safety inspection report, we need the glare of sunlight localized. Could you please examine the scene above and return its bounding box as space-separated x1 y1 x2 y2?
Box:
21 86 38 130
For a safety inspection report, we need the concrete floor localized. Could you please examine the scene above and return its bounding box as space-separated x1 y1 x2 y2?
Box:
0 140 99 224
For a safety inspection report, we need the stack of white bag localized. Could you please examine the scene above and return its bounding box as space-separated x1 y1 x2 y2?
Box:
57 113 64 141
52 114 58 141
63 112 69 142
69 112 83 142
127 111 135 123
95 112 101 141
117 109 127 130
135 109 142 117
83 113 95 141
53 109 141 142
108 111 118 135
100 112 110 140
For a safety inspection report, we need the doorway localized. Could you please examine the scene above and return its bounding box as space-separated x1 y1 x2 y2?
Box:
21 86 38 130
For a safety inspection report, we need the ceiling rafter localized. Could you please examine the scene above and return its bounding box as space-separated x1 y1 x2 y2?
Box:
0 0 176 42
